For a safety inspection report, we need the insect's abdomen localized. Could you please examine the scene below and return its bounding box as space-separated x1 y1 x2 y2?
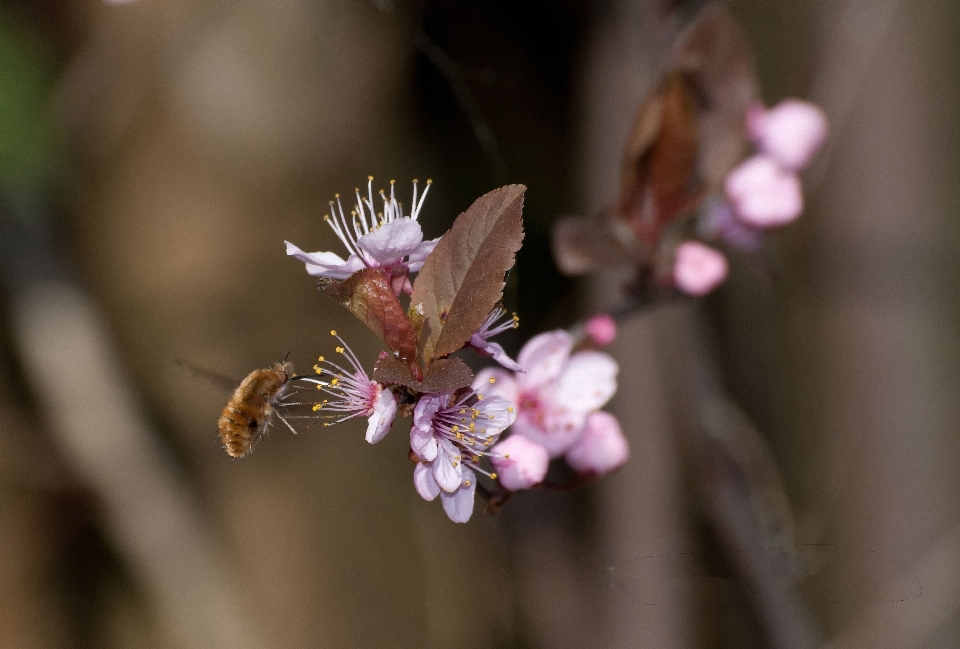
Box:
218 366 290 458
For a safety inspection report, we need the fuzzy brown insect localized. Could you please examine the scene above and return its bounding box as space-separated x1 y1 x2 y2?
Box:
218 361 295 458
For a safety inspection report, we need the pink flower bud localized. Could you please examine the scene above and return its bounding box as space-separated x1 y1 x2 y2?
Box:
585 313 617 347
725 154 803 228
747 99 828 171
490 435 550 491
673 241 728 296
564 411 628 477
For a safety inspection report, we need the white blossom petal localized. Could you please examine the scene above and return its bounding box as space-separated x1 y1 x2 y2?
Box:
414 463 441 501
474 395 517 436
364 386 396 444
516 330 573 390
471 338 523 371
406 236 441 271
433 439 463 492
440 469 476 523
284 241 366 279
553 351 618 413
357 218 425 266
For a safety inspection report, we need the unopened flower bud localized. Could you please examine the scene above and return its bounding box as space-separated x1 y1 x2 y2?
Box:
747 99 828 171
673 241 728 297
725 154 803 228
585 313 617 347
564 411 628 477
490 435 550 491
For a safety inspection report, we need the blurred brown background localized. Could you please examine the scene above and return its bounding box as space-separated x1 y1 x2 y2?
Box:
1 1 958 648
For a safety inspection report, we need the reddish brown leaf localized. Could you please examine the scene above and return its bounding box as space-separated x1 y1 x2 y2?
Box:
411 185 525 363
620 72 700 245
670 4 758 187
321 268 420 377
372 354 473 392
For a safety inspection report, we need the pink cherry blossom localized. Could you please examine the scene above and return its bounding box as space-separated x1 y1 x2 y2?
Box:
565 411 629 477
410 375 517 523
673 241 729 297
300 331 397 443
725 154 803 228
584 313 617 347
285 178 440 292
490 434 549 491
475 330 618 458
469 308 522 371
747 99 828 171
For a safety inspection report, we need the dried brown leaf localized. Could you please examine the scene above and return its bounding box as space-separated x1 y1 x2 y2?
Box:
321 269 420 377
372 354 473 392
411 185 525 363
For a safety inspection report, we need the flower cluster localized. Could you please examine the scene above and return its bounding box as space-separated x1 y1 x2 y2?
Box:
225 178 628 523
674 99 828 296
551 6 828 301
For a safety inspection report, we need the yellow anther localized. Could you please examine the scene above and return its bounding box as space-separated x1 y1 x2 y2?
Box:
330 378 339 386
313 365 322 374
489 377 496 384
464 480 471 486
489 415 494 420
318 356 325 362
504 454 510 459
323 422 331 427
335 193 340 198
390 179 395 184
426 179 432 185
330 330 337 336
490 473 497 480
412 178 418 183
472 455 480 462
507 407 514 413
460 409 466 414
452 425 459 432
368 175 374 181
323 214 331 221
312 404 323 411
477 395 484 400
336 346 345 353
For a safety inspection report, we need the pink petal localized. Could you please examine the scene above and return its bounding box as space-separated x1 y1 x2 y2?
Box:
414 463 441 501
284 241 366 279
553 351 618 413
673 241 729 297
725 154 804 228
748 99 828 171
473 367 520 404
565 411 629 476
365 386 397 444
410 395 444 461
517 330 573 390
440 470 476 523
490 435 550 491
584 313 617 347
357 218 425 266
512 412 587 459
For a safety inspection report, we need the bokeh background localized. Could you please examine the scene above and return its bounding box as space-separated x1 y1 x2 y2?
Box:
2 1 959 648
